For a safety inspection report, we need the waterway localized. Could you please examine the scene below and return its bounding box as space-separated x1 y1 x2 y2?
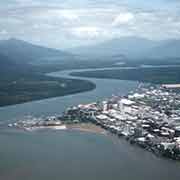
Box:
0 67 180 180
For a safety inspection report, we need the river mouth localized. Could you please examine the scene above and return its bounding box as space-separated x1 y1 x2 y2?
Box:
1 64 179 124
0 67 139 121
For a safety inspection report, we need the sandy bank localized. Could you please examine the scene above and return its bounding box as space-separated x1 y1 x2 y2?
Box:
66 123 107 134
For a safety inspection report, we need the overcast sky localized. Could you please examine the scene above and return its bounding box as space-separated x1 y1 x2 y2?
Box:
0 0 180 49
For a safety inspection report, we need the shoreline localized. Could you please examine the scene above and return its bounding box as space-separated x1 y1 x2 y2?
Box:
11 122 107 135
8 83 180 161
66 123 107 134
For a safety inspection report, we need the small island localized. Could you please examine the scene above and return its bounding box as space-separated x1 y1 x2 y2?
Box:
10 84 180 160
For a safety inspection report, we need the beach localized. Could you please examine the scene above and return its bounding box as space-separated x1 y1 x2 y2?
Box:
66 123 107 134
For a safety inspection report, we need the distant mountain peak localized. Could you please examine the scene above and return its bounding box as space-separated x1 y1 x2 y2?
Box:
69 36 156 58
0 38 29 46
0 38 74 64
8 37 19 41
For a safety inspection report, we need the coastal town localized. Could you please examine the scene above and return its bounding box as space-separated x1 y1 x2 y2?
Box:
10 84 180 160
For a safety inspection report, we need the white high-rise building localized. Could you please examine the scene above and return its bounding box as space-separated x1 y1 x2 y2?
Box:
102 101 108 111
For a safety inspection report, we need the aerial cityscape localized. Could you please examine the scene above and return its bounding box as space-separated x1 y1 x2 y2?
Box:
11 84 180 160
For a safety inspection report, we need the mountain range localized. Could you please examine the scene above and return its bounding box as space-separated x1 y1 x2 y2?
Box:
146 39 180 59
69 36 180 60
1 37 180 71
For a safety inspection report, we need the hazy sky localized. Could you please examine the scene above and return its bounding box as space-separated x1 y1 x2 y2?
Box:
0 0 180 49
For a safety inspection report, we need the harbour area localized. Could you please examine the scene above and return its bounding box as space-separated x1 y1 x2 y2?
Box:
9 84 180 160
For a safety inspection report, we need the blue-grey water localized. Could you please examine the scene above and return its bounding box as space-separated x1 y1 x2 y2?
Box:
0 68 180 180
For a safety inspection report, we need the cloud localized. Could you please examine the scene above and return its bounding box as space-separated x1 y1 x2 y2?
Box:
60 10 79 21
72 26 100 38
71 26 110 39
0 29 8 35
0 0 180 48
112 12 134 26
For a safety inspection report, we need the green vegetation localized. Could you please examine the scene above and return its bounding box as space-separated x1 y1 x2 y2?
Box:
71 67 180 84
0 47 98 107
0 73 95 107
